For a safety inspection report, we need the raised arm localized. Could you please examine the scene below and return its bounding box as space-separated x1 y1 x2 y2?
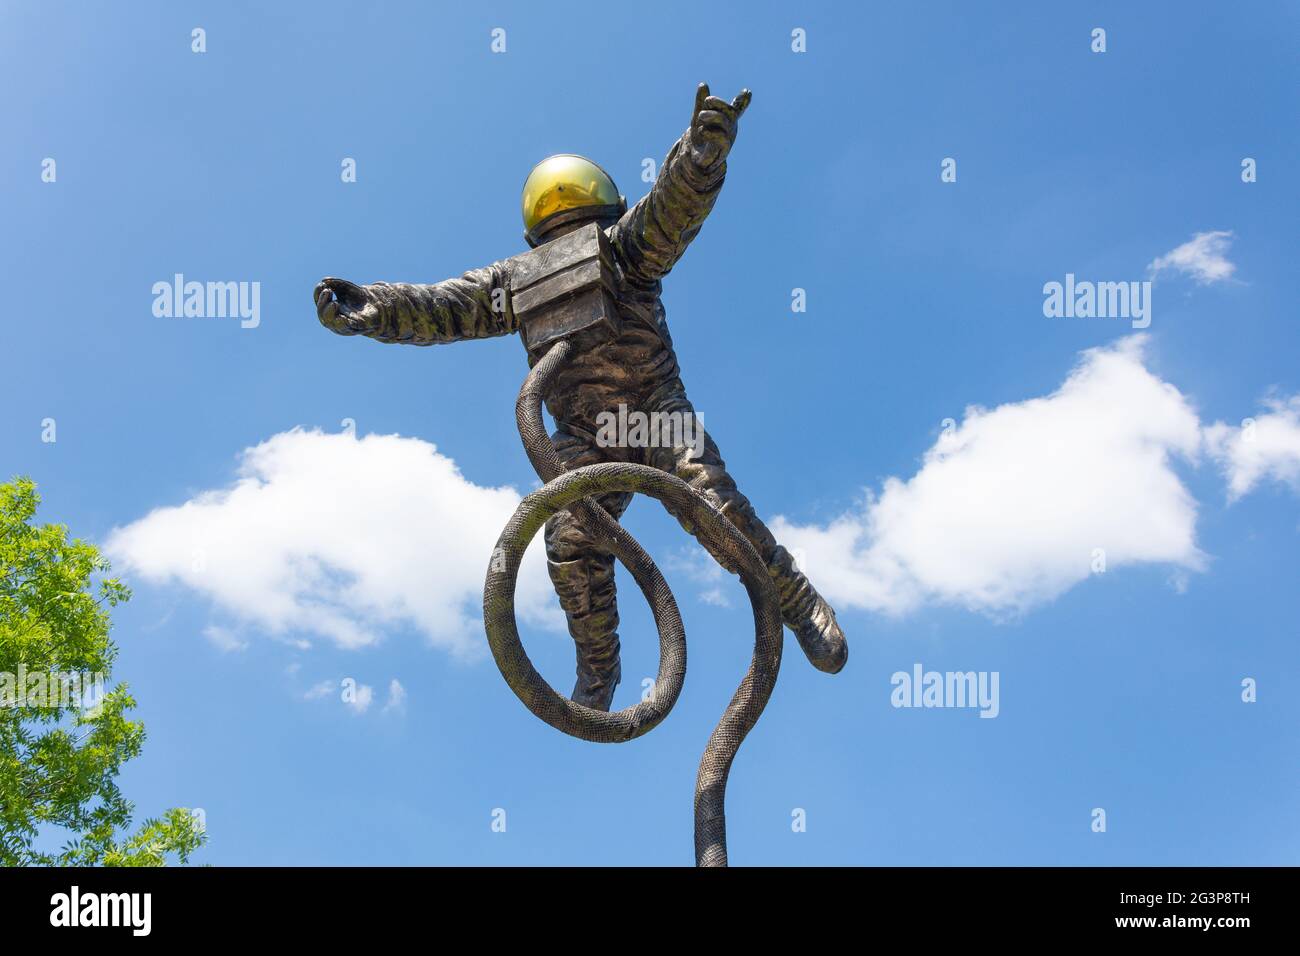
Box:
610 83 751 287
314 260 516 345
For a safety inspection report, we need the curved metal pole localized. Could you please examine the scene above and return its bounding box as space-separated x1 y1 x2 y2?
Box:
484 340 783 866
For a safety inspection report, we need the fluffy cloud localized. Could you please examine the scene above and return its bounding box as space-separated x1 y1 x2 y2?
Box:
108 349 1299 643
1205 396 1300 500
106 429 560 656
345 681 374 715
202 624 249 653
383 678 407 714
663 544 732 608
301 676 406 716
303 680 335 700
1148 230 1237 284
770 336 1208 616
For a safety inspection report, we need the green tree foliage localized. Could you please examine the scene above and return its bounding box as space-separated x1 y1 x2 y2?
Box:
0 477 204 865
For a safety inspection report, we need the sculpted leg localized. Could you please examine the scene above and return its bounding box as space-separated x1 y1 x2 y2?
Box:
543 429 633 710
647 401 848 674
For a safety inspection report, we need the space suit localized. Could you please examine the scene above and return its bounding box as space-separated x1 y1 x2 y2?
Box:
315 84 847 711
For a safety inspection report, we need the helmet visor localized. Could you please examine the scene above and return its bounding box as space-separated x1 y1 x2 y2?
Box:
522 154 620 233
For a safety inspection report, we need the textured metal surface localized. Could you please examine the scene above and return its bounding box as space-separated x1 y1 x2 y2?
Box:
487 338 783 866
510 223 620 357
313 85 849 859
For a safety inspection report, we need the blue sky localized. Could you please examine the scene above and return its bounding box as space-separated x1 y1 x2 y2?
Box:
2 1 1297 865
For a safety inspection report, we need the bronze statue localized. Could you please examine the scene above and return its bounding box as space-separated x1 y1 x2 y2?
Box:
316 83 846 701
315 84 847 864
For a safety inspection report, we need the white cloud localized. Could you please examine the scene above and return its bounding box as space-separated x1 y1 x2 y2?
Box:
1205 395 1300 500
302 677 378 715
345 681 374 715
202 624 248 653
383 678 407 714
106 428 561 657
1148 230 1237 284
663 544 732 607
105 352 1298 644
303 679 335 700
698 587 731 607
770 336 1207 616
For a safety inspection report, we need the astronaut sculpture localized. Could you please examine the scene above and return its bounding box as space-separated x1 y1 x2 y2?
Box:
315 84 847 865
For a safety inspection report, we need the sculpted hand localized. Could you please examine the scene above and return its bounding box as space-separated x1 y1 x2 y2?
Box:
314 277 381 335
687 82 751 170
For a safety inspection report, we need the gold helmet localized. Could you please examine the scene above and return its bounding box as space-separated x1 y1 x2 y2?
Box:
521 154 626 247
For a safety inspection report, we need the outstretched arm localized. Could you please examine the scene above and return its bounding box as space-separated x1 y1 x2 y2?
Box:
610 83 751 287
314 261 516 345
